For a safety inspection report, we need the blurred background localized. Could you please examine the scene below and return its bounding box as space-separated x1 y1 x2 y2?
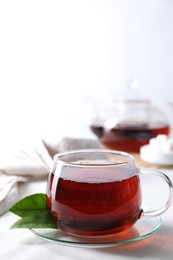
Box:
0 0 173 145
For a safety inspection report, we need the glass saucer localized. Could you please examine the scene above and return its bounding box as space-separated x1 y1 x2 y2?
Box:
30 216 162 248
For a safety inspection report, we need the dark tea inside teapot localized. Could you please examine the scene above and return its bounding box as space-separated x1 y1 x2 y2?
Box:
89 99 170 153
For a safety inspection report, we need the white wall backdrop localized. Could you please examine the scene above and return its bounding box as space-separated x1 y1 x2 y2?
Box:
0 0 173 144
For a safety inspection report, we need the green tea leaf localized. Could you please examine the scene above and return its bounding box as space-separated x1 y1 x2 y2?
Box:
9 193 57 229
9 193 47 217
10 213 57 229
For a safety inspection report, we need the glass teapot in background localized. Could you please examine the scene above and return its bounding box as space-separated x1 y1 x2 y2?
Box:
86 80 171 153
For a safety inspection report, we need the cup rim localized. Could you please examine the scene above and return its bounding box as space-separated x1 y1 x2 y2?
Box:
53 149 135 168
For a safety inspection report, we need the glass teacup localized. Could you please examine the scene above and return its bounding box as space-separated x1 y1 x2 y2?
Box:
46 149 172 237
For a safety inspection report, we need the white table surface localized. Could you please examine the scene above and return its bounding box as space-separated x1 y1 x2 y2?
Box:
1 169 173 260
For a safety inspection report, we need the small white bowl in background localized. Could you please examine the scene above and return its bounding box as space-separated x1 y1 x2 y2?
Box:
140 134 173 166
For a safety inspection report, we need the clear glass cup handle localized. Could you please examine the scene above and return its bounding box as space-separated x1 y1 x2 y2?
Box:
140 169 173 218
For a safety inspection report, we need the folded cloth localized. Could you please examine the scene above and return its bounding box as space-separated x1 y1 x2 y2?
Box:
0 139 53 215
55 137 100 153
0 137 99 215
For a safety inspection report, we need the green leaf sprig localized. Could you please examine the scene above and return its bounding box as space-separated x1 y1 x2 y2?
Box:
9 193 56 229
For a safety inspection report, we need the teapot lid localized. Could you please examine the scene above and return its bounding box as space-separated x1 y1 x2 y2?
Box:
115 78 150 103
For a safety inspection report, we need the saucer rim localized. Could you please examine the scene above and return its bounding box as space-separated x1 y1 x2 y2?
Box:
30 215 162 248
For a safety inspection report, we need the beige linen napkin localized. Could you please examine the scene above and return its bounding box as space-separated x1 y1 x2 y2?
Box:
0 139 53 215
0 137 99 215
